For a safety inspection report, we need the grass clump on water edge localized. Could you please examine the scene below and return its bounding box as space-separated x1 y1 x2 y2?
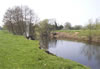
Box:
0 31 89 69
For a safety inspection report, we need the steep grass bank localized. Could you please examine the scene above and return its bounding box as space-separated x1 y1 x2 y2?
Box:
0 31 89 69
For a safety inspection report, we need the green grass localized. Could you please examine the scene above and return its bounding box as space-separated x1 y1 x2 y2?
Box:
55 30 81 33
55 30 100 37
0 31 89 69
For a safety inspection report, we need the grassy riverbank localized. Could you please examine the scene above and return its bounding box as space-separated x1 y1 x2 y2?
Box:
54 30 100 43
0 31 89 69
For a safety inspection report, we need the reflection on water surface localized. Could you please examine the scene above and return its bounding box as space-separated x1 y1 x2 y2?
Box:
40 37 100 69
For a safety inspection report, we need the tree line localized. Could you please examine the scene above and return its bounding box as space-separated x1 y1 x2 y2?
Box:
3 6 39 39
2 6 100 40
64 19 100 30
2 6 63 39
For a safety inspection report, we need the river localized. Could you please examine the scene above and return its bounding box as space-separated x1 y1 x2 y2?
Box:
40 39 100 69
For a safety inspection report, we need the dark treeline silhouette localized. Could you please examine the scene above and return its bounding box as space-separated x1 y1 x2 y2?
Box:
54 21 63 30
64 22 82 30
34 19 63 39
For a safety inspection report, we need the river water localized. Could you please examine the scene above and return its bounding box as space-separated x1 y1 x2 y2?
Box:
40 39 100 69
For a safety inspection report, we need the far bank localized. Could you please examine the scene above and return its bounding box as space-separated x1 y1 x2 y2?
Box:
51 30 100 43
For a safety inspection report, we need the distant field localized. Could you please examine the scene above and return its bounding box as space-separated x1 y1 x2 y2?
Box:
56 30 81 33
0 31 89 69
55 30 100 36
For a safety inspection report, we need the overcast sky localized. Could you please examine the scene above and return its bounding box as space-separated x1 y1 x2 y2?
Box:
0 0 100 26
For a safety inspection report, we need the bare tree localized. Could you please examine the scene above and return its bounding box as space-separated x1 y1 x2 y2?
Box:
3 8 15 34
88 19 93 42
3 6 39 39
